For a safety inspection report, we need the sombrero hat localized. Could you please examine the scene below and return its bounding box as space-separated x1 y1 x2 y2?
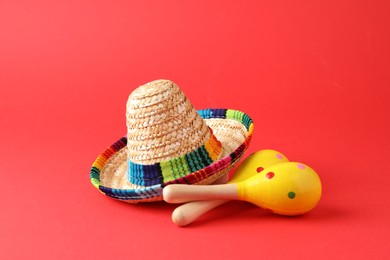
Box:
90 80 254 203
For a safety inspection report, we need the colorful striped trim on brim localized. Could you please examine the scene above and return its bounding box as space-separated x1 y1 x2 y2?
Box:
90 108 254 201
127 128 222 186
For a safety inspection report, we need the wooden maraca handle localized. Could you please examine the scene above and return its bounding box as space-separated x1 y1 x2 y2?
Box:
170 150 291 226
172 200 227 226
163 184 238 203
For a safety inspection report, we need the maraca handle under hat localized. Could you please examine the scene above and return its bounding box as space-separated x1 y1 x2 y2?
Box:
163 184 238 203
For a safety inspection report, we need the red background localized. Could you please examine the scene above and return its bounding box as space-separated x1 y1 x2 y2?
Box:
1 0 389 259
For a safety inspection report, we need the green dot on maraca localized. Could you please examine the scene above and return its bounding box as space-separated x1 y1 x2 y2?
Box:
288 191 296 199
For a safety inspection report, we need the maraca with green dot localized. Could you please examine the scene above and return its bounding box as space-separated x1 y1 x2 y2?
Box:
171 149 289 226
164 162 322 217
237 162 321 215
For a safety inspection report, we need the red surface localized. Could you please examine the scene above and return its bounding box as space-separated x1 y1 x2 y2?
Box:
1 0 389 259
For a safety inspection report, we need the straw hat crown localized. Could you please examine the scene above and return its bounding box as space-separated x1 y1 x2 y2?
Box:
126 80 217 165
125 80 223 187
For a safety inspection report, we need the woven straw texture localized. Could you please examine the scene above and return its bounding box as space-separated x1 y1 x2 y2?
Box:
90 80 254 203
126 80 211 164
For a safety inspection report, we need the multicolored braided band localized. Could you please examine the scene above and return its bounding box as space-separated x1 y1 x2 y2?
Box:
128 128 222 186
90 109 254 202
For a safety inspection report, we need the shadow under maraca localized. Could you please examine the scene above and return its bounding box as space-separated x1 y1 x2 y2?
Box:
100 196 351 228
181 201 352 228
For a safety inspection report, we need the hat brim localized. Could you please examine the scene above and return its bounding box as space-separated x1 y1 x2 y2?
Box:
90 109 254 203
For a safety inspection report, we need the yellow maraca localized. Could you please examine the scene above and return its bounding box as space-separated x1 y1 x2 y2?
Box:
237 162 322 215
171 150 289 226
163 162 322 217
227 149 290 182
